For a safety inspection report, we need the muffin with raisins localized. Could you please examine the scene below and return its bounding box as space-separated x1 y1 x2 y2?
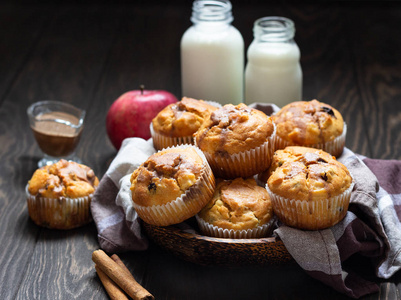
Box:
272 100 346 157
194 103 275 179
265 146 354 230
130 145 215 226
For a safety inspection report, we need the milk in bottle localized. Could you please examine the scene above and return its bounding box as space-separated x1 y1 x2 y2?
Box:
181 0 244 105
245 17 302 107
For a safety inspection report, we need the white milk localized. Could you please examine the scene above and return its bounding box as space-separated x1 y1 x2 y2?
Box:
245 17 302 107
181 0 244 105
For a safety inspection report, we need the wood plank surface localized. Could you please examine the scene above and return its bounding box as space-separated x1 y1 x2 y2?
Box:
0 1 400 299
343 3 401 159
0 3 121 300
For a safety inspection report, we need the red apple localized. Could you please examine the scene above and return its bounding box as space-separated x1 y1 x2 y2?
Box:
106 86 178 150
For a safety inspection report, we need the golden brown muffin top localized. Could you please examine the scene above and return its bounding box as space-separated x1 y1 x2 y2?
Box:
194 103 274 155
258 146 340 185
130 147 205 206
151 97 218 137
198 178 273 231
28 159 99 198
272 100 344 145
267 147 352 201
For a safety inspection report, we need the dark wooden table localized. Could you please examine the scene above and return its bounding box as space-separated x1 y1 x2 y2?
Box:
1 1 401 299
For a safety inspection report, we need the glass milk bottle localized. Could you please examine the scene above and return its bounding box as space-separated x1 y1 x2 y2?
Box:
181 0 244 105
245 17 302 107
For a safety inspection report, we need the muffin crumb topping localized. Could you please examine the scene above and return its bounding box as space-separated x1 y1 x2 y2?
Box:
130 147 204 206
28 159 99 198
267 147 352 202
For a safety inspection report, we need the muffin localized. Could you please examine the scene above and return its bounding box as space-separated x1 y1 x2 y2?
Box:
265 147 354 230
151 97 219 150
194 103 276 179
272 99 346 157
26 159 99 229
130 144 215 226
197 177 275 239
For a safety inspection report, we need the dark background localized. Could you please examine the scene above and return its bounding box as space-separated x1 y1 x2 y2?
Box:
1 1 401 299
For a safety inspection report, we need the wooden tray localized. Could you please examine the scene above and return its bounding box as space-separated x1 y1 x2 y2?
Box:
143 220 294 266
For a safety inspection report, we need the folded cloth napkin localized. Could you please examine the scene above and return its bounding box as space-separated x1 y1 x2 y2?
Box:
91 103 401 299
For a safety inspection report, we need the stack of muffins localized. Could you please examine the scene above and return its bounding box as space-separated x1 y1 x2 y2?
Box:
131 97 354 236
133 101 277 238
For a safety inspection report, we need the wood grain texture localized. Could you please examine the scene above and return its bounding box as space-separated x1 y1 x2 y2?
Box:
0 1 401 299
0 4 121 300
343 3 401 160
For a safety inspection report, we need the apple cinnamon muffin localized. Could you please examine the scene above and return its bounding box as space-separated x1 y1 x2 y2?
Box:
194 103 276 179
197 177 275 239
265 147 354 230
130 145 215 226
150 97 219 150
257 146 339 186
26 159 99 229
272 100 346 157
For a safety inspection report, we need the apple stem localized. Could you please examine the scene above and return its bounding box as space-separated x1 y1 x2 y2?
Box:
140 84 145 95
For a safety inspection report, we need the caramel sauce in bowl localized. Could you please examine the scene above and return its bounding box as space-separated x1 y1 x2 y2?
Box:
27 101 85 167
31 111 83 157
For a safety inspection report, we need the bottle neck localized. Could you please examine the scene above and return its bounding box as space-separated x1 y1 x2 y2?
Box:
191 0 233 26
253 17 295 43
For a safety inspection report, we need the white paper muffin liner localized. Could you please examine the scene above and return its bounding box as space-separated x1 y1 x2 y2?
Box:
197 123 276 179
25 185 93 230
275 123 347 158
150 123 194 151
265 180 354 230
195 215 276 239
132 145 215 226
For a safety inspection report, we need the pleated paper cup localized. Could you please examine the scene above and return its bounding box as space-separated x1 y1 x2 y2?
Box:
150 123 194 151
132 145 216 227
26 185 93 230
196 215 276 239
198 124 276 179
275 123 347 158
265 180 354 230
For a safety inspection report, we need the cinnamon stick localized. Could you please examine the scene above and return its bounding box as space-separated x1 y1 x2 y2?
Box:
92 249 154 300
95 264 129 300
111 254 132 276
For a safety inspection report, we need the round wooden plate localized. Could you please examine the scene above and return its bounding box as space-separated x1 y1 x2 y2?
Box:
143 220 294 266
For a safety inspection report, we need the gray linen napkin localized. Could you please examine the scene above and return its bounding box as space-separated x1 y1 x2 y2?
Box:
91 104 400 299
90 138 154 251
